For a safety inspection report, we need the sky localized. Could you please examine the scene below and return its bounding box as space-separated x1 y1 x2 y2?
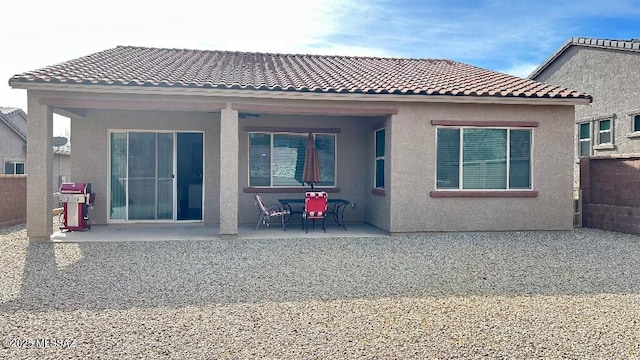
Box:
2 0 639 135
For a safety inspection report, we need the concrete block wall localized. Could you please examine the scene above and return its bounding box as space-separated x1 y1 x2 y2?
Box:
0 175 27 226
580 156 640 234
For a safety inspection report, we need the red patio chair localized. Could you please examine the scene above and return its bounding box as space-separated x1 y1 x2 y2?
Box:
254 194 290 230
303 191 328 233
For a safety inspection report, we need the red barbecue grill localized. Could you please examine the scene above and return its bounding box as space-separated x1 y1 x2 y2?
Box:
55 183 95 231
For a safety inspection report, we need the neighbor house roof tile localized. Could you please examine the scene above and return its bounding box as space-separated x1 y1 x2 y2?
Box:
0 107 27 140
10 46 590 101
529 37 640 79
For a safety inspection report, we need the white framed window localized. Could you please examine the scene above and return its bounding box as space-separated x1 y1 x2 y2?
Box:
4 162 25 174
436 127 532 190
374 128 385 189
632 114 640 133
248 132 336 187
597 118 612 145
578 122 591 157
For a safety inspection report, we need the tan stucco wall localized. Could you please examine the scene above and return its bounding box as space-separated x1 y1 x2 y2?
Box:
388 102 576 232
58 91 390 231
26 91 53 241
71 108 221 225
29 88 576 235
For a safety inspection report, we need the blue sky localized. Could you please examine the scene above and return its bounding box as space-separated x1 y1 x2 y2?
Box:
2 0 639 133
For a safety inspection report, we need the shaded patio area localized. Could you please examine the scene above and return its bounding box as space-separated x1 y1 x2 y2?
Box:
49 222 388 242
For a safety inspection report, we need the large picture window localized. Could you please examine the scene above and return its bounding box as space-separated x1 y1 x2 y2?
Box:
436 128 532 190
249 132 336 187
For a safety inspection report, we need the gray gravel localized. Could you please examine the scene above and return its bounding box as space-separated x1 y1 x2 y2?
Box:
0 221 639 359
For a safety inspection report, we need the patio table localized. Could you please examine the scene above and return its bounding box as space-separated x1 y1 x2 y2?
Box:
278 198 350 231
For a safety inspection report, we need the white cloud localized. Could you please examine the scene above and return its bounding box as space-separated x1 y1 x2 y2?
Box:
498 63 540 78
0 0 361 111
3 0 640 119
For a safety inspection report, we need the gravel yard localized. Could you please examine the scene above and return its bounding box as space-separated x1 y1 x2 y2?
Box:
0 221 639 359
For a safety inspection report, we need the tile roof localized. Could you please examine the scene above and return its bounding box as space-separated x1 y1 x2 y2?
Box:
10 46 590 101
529 37 640 79
0 107 27 140
0 107 24 116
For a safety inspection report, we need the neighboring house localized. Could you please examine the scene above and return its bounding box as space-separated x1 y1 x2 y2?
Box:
53 146 70 198
9 46 591 241
0 107 71 197
529 37 640 186
0 107 27 174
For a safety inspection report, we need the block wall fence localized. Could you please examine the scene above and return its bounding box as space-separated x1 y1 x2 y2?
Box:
580 156 640 234
0 175 27 226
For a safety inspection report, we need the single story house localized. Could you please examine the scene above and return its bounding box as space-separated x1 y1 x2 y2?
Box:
9 46 591 241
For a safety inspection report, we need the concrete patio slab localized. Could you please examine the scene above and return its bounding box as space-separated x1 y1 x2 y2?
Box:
49 222 388 242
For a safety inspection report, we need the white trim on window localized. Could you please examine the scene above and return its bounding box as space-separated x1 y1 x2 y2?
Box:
596 118 613 145
578 122 592 157
4 161 25 175
435 126 533 191
247 131 337 188
627 112 640 138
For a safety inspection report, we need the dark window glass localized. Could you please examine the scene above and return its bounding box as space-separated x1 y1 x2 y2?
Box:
509 130 531 189
375 129 385 157
436 128 531 190
249 133 271 186
4 162 14 174
462 129 507 189
436 128 460 189
249 133 336 187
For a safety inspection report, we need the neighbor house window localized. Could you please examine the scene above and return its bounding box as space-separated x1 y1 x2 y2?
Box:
374 128 385 189
578 122 591 157
4 162 25 174
436 128 532 190
249 132 336 187
633 114 640 133
597 119 612 144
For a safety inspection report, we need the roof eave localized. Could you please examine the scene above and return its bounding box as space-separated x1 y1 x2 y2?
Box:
528 38 575 80
529 37 640 79
0 114 27 142
10 82 591 106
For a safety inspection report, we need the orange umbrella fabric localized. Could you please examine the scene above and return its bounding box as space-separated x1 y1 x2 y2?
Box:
302 132 321 189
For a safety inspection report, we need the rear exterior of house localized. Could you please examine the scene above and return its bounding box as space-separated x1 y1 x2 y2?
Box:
9 46 590 241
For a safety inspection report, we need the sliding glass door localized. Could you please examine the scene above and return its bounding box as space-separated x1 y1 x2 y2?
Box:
177 132 203 220
109 131 203 222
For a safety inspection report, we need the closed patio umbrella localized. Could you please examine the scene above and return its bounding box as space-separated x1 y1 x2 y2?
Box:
302 132 321 190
